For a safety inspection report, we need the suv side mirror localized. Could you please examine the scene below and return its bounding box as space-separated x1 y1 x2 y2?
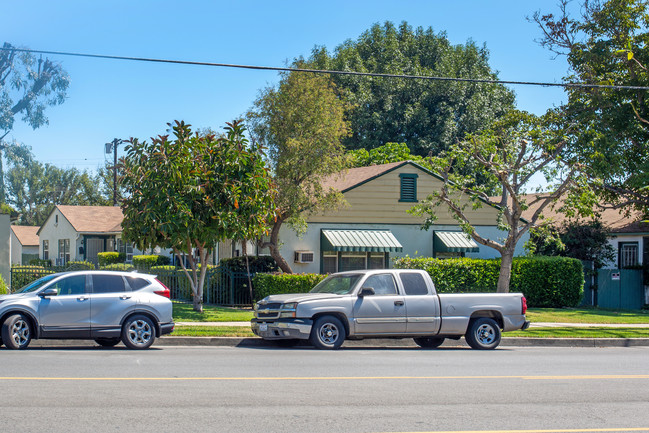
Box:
358 287 375 297
39 288 58 297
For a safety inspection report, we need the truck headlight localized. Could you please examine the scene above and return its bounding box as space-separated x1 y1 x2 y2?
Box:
280 302 297 318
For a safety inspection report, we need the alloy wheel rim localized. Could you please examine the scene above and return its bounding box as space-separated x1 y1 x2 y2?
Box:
476 324 495 344
319 323 339 345
11 319 29 346
127 320 152 345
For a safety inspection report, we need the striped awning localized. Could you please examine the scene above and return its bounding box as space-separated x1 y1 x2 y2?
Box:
321 229 403 253
433 231 479 253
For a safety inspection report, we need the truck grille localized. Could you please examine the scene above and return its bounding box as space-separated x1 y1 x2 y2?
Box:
255 302 282 319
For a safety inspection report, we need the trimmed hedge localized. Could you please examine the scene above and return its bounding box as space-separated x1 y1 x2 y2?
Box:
252 273 327 302
65 260 95 270
0 275 8 295
11 265 56 291
99 263 135 271
393 256 584 308
219 256 279 273
133 255 170 268
97 252 126 266
28 258 52 267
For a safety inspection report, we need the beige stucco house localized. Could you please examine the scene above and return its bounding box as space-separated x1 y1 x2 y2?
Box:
10 225 40 265
275 161 529 274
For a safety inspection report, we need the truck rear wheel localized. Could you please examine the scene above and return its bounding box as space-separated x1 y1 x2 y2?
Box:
310 315 345 350
413 337 445 349
465 318 501 350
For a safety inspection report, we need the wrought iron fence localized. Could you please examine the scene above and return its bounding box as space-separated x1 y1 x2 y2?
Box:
10 262 261 306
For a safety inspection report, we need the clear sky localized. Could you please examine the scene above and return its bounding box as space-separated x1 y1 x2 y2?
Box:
4 0 571 172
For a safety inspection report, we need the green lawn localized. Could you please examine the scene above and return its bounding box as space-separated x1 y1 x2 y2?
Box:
508 327 649 338
526 307 649 324
172 325 255 337
172 301 254 322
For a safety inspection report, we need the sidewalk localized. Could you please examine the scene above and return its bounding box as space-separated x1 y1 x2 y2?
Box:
176 321 649 328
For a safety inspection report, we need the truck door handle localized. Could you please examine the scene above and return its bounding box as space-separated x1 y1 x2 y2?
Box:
394 300 404 306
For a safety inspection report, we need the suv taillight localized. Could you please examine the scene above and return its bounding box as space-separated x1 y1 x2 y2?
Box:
154 279 171 298
521 296 528 315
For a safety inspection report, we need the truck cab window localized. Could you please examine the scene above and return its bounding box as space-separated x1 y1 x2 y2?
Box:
399 273 429 295
363 274 398 295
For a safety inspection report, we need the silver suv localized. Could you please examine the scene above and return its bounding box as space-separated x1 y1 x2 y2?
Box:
0 270 174 350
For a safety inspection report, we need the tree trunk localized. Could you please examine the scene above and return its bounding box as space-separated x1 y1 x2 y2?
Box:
262 218 293 274
497 250 515 293
241 240 254 306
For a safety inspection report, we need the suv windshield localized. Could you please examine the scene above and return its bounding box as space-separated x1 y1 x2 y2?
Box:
17 274 58 293
310 274 362 295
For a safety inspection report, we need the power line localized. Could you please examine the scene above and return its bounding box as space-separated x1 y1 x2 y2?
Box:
4 46 649 91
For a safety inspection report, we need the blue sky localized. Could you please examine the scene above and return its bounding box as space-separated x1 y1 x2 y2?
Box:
5 0 571 172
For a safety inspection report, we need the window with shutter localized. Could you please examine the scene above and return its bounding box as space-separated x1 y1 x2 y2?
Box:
399 173 418 202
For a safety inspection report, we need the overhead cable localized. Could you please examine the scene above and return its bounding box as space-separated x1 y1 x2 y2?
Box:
3 47 649 91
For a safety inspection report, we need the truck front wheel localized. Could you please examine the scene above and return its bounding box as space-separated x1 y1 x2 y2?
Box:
465 318 501 350
310 315 345 350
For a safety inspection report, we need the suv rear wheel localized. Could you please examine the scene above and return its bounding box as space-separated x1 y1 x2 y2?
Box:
121 315 156 350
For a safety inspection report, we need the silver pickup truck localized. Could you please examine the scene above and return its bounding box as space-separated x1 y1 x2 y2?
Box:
251 269 530 350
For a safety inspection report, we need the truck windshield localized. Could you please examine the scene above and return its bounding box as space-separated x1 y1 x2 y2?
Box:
310 274 362 295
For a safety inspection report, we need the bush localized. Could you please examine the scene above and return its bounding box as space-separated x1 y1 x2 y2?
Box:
65 260 95 270
10 265 56 291
133 254 170 269
150 266 193 300
0 275 8 295
28 258 52 267
393 256 583 308
219 256 279 273
252 273 327 302
99 263 135 271
97 252 126 266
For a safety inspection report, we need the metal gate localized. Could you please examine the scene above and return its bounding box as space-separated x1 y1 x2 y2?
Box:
597 269 644 310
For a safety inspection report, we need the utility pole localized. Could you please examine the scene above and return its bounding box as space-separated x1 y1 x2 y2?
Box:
105 138 123 206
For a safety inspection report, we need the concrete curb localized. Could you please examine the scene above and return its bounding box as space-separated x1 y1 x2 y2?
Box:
26 336 649 349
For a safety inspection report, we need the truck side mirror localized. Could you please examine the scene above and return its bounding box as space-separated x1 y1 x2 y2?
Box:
358 287 375 297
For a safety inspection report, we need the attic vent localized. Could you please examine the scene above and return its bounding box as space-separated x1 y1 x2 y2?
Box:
399 173 418 202
294 251 314 263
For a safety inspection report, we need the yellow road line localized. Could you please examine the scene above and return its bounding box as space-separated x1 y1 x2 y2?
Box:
386 429 649 433
0 374 648 381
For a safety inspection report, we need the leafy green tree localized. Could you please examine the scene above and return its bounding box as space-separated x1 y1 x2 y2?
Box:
308 21 515 157
121 120 276 312
5 157 108 225
532 0 649 211
349 142 429 168
247 71 351 273
1 42 69 202
411 110 597 292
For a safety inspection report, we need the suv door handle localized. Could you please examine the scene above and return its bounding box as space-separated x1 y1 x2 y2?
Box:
394 300 404 306
77 296 88 301
120 295 131 300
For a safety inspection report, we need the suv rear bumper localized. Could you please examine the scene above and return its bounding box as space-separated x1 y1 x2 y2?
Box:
160 322 175 336
251 318 313 340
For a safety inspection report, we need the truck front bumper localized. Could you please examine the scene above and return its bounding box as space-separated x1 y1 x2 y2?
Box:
251 318 313 340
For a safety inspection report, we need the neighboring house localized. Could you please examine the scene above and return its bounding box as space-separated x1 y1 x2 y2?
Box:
10 225 40 265
37 205 129 265
273 161 529 274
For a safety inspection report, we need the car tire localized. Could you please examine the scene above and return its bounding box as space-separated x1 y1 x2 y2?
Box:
465 318 501 350
2 313 32 350
95 338 121 347
309 315 345 350
121 315 156 350
413 336 445 349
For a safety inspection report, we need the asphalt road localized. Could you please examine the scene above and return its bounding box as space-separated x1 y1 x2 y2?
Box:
1 345 649 433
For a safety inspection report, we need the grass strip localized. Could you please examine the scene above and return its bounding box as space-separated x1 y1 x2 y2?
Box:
172 302 253 322
526 308 649 324
172 326 255 337
508 327 649 338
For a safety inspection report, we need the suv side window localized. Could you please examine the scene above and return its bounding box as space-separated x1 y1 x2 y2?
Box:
399 273 429 296
126 276 150 291
363 274 398 295
92 275 127 294
51 275 87 295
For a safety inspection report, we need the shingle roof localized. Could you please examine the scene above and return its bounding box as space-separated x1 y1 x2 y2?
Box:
11 225 40 246
320 161 408 192
57 205 124 233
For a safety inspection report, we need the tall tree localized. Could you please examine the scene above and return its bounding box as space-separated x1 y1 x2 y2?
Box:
121 120 276 312
247 71 351 273
411 110 597 292
532 0 649 211
0 42 69 202
308 21 515 157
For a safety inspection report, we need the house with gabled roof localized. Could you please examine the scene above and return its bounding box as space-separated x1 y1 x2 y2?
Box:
274 161 529 274
10 225 40 265
37 205 131 265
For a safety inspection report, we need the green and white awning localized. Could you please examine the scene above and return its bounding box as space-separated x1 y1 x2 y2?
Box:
433 231 479 253
321 229 403 253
